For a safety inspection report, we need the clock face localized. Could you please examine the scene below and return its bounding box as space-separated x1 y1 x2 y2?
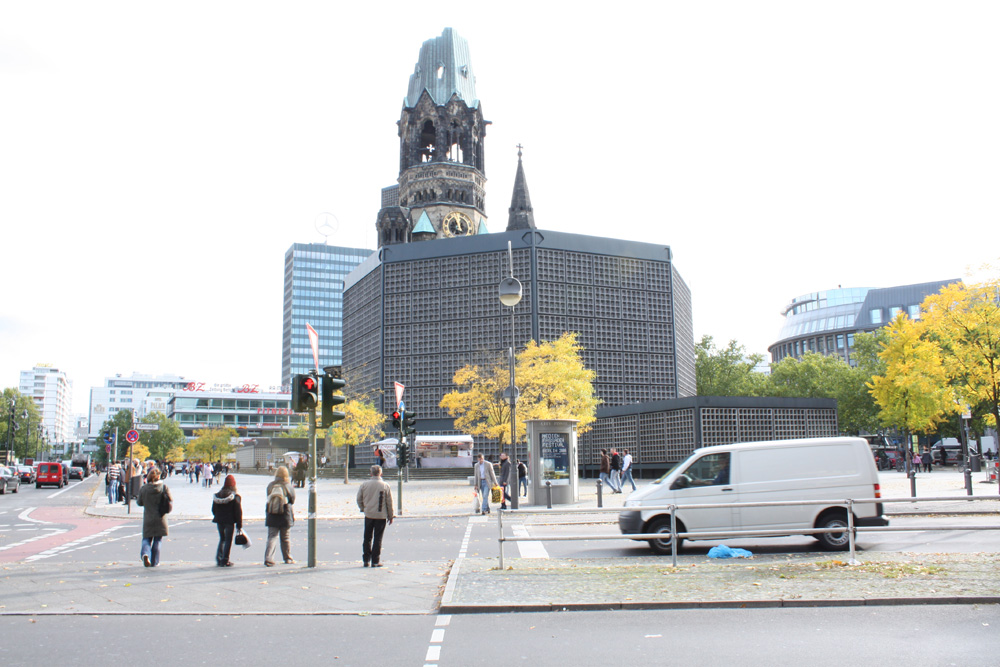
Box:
443 211 472 237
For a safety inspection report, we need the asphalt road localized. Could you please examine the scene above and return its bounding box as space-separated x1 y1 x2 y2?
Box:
1 475 998 667
2 606 996 666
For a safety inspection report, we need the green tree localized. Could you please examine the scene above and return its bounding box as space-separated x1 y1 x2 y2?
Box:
868 313 955 446
186 427 237 462
135 412 185 461
768 352 847 399
95 409 136 466
441 332 600 451
1 388 43 461
921 279 1000 433
837 331 888 435
695 336 769 397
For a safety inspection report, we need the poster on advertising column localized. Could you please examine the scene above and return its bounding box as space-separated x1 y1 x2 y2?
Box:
540 432 570 485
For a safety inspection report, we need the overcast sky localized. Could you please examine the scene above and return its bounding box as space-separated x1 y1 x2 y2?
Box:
2 1 998 418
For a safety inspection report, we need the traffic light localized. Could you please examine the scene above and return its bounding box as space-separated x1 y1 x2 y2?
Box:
321 376 346 428
398 442 408 467
391 410 402 430
291 374 319 412
403 411 417 436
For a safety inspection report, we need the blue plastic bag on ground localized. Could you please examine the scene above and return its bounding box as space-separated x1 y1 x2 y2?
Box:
707 545 753 559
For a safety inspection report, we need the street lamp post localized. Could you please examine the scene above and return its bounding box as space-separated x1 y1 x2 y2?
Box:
4 399 14 463
498 241 523 510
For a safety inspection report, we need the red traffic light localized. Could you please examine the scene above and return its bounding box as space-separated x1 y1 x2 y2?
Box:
302 377 316 391
392 410 401 420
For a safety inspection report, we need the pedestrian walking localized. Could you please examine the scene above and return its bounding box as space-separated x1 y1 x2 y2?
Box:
620 448 637 491
357 465 394 567
136 467 171 567
921 450 932 473
499 452 512 510
212 474 243 567
473 453 498 514
610 448 623 493
263 466 296 566
517 459 528 497
599 449 619 493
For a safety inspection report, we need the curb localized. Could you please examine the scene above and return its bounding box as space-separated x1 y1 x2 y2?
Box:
439 596 1000 614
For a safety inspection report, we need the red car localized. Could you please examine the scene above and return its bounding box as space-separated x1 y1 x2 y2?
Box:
36 462 68 489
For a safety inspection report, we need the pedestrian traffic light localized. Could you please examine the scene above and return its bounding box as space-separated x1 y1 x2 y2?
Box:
398 442 408 467
403 411 417 436
391 410 401 430
291 374 319 412
321 376 346 428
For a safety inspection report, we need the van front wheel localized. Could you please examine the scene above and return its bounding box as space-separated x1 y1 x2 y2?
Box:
815 511 852 551
647 517 684 555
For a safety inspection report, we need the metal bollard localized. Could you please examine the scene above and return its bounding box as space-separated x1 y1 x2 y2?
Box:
545 480 552 509
597 479 603 508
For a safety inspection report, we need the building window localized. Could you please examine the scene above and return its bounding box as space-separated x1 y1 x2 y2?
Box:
889 306 902 320
908 305 921 319
870 308 882 325
836 334 844 350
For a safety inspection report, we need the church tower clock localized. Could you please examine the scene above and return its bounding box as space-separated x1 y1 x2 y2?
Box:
375 28 488 247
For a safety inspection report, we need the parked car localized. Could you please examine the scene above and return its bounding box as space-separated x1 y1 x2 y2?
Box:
16 465 36 484
69 466 84 480
36 462 67 489
0 466 20 494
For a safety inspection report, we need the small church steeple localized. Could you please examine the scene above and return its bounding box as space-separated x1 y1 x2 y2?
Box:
506 145 535 231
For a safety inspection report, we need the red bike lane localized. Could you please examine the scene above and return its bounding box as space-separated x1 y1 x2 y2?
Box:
0 507 128 563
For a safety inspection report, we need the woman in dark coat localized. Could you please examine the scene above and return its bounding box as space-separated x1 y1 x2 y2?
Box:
264 466 296 566
212 474 243 567
136 467 171 567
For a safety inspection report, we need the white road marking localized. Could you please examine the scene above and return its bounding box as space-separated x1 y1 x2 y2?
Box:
424 646 441 661
514 522 549 559
46 482 83 499
430 628 445 643
19 507 52 524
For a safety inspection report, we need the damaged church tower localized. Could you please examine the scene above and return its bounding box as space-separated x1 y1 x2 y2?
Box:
375 28 489 247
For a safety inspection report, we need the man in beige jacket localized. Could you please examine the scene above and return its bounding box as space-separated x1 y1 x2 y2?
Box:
356 465 394 567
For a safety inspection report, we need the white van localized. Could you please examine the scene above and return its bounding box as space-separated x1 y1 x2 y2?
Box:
618 437 888 553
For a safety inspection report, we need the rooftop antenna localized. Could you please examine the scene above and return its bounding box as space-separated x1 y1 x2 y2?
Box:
315 212 339 244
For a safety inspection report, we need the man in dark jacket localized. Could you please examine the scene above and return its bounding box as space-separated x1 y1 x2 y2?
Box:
212 474 243 567
499 452 512 510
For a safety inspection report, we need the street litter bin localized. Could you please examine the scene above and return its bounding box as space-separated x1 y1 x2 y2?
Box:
970 455 981 472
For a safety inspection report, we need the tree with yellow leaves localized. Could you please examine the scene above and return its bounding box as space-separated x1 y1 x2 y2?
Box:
868 312 955 460
327 399 385 483
921 278 1000 432
440 332 600 451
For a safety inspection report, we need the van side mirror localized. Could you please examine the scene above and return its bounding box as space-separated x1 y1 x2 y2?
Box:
670 475 689 490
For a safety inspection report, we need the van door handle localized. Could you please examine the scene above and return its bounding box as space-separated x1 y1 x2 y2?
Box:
721 487 733 492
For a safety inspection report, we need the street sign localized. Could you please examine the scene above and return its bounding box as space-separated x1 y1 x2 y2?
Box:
306 323 320 371
135 423 159 431
394 381 405 407
125 429 140 444
105 445 111 453
399 400 405 414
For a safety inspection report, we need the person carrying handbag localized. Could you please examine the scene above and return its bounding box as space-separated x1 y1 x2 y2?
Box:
212 474 243 567
472 453 498 515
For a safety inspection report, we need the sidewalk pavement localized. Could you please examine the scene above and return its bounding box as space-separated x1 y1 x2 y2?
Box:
2 469 993 616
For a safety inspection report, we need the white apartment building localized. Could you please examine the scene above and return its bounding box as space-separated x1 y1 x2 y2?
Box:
87 372 190 436
18 365 73 446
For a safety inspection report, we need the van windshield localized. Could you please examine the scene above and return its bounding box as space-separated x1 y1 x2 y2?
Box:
653 459 687 484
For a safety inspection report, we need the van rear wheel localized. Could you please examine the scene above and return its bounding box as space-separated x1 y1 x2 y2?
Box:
647 517 684 555
816 510 852 550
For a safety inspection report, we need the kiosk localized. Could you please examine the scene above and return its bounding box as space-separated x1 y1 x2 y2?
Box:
525 419 579 505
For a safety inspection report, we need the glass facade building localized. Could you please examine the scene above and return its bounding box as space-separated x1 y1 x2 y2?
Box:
167 389 305 439
769 279 960 365
281 243 372 385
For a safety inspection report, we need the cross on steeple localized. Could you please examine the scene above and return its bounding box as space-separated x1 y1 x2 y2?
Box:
516 143 523 158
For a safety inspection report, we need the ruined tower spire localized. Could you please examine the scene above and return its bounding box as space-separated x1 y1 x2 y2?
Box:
506 145 535 231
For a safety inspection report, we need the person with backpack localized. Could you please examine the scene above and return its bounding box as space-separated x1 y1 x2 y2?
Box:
212 474 243 567
264 466 296 567
356 465 394 567
136 467 171 567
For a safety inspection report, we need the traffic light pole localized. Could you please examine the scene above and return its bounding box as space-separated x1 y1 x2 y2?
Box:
397 433 404 515
308 404 317 568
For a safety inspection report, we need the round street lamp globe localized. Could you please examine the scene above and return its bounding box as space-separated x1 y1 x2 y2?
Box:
498 277 522 307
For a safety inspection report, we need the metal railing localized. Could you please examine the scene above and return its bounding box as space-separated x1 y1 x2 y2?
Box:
494 495 1000 568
